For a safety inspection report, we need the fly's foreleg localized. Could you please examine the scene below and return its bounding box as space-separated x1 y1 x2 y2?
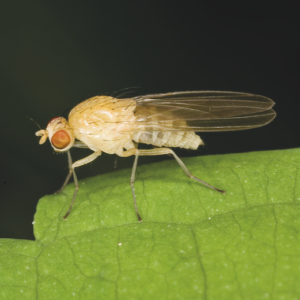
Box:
55 150 73 194
63 151 102 220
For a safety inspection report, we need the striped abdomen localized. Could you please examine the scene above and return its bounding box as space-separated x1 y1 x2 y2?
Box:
132 130 203 150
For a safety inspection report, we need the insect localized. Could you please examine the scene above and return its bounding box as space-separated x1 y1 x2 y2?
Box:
36 91 276 221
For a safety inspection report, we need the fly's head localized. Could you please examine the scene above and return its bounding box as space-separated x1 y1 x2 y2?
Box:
35 117 75 152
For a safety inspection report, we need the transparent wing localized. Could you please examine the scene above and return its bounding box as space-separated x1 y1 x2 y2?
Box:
129 91 276 132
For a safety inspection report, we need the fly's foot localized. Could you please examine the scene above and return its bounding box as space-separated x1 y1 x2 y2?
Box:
54 188 64 194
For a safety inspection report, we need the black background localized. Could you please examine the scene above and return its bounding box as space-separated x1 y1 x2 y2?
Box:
0 1 299 240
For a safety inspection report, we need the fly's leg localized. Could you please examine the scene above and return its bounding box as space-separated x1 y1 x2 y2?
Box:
136 148 225 194
120 148 143 222
63 151 102 220
121 147 225 221
63 161 79 220
114 155 118 171
130 152 142 222
55 150 73 194
169 150 225 194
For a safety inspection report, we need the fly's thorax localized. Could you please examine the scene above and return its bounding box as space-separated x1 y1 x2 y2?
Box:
35 117 75 152
68 96 137 154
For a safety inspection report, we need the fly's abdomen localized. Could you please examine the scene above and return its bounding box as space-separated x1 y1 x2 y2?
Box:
133 107 204 150
133 130 203 150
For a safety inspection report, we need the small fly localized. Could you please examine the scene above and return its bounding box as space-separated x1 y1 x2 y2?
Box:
36 91 276 221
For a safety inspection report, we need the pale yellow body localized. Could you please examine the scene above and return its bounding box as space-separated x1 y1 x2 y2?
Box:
68 96 203 156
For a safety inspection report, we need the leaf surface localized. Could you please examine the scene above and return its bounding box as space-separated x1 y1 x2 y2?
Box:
1 149 300 299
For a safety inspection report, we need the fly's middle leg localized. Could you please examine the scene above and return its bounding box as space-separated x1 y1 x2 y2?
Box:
121 148 142 222
130 152 142 222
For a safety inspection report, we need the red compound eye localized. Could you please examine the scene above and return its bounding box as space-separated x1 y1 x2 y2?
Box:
51 130 71 149
47 117 61 127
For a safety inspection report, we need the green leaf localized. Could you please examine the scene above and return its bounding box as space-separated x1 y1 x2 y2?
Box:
1 148 300 299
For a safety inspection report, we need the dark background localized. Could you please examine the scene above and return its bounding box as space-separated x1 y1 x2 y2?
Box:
0 1 298 240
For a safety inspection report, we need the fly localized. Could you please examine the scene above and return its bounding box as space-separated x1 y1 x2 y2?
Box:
36 91 276 221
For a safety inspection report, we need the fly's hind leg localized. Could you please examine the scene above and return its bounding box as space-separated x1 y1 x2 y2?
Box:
63 151 102 220
121 147 225 222
137 148 225 194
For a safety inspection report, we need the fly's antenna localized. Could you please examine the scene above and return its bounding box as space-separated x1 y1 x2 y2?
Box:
26 116 41 129
110 86 141 98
